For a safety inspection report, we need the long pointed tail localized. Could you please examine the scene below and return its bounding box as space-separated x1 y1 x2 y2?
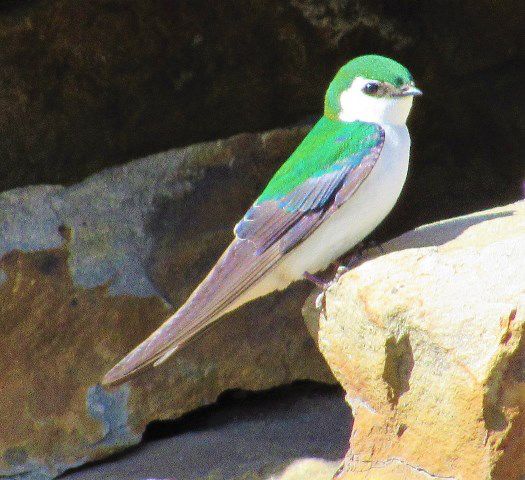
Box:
102 238 280 386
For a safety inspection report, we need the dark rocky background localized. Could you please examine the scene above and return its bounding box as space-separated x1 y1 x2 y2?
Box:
0 0 523 232
0 1 524 479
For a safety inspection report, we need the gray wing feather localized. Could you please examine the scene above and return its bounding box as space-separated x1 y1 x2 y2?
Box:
102 125 384 386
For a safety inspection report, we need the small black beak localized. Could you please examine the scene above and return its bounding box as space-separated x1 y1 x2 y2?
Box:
395 85 423 97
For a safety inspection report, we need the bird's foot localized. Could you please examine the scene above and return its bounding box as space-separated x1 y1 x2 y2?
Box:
303 269 343 310
303 271 332 289
336 238 385 271
304 240 385 310
315 290 326 310
303 271 328 309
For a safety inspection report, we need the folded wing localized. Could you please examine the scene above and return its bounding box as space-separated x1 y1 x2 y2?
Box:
102 119 384 386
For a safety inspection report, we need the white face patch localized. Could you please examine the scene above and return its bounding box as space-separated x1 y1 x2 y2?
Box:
338 76 414 125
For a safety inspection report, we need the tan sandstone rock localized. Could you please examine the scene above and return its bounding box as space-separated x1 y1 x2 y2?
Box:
314 200 525 480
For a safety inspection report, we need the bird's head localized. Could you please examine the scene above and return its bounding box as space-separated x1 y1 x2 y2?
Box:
325 55 421 126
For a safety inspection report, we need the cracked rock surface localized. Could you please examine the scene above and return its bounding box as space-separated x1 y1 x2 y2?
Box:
304 200 525 480
61 384 349 480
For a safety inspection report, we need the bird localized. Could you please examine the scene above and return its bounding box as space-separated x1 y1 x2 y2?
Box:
103 54 422 386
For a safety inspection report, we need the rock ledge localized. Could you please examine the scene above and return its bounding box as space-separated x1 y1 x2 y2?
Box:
314 201 525 480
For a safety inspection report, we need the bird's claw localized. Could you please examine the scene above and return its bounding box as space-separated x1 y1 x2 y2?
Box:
306 242 385 311
303 271 331 289
315 290 325 310
315 265 351 308
335 264 349 280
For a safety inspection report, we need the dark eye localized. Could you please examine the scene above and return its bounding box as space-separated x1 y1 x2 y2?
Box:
364 82 379 94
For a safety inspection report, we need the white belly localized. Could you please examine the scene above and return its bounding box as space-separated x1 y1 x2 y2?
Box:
228 123 410 310
266 123 409 285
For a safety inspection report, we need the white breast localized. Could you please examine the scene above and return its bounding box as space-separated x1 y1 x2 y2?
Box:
226 123 411 311
273 123 410 285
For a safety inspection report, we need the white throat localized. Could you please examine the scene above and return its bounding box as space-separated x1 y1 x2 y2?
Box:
338 76 413 126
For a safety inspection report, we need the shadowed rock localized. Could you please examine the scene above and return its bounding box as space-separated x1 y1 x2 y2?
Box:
0 126 335 479
0 1 522 239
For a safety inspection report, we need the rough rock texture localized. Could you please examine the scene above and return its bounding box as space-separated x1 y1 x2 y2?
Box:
0 126 335 480
61 384 349 480
311 201 525 480
0 1 523 238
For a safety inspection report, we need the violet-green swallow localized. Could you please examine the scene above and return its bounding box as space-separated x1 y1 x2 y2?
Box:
103 55 421 386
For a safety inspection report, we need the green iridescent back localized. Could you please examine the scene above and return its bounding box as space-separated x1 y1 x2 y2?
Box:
257 117 381 203
257 55 410 204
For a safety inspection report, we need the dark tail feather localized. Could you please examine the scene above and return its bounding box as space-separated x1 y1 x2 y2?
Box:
102 239 280 386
